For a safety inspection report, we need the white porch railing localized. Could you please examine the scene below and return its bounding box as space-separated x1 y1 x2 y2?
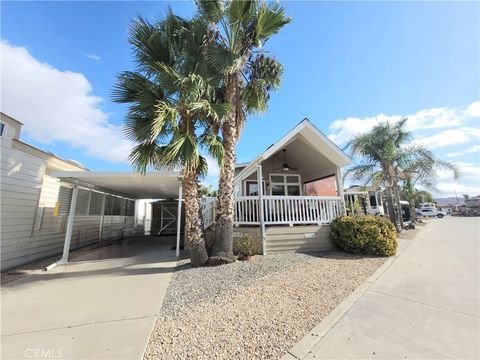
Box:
234 195 344 226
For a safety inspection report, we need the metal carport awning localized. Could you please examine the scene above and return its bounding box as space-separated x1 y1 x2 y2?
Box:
47 171 183 270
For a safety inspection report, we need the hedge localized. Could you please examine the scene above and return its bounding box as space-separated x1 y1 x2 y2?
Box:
330 216 397 256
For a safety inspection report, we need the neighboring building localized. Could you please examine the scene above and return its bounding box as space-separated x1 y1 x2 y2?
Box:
0 113 135 271
343 186 385 216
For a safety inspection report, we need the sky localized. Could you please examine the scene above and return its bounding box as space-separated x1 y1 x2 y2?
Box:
1 1 479 196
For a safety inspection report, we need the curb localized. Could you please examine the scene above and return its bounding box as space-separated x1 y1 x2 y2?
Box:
282 237 415 360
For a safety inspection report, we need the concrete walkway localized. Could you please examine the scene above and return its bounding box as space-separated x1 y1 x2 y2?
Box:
1 236 177 359
286 217 480 359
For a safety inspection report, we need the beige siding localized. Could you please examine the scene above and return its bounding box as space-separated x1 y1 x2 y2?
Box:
232 225 335 253
266 225 334 253
0 126 134 271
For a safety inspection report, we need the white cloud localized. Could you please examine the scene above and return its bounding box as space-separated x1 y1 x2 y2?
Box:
86 54 101 61
446 152 464 157
435 182 480 197
412 129 472 149
466 144 480 153
428 161 480 196
328 101 480 145
1 41 131 163
446 144 480 157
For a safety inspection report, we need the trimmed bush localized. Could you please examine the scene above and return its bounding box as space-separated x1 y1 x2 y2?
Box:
233 233 261 259
331 216 397 256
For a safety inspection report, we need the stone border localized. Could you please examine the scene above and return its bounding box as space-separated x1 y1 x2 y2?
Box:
282 238 415 359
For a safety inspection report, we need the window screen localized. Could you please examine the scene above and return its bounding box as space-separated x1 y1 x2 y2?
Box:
104 195 114 215
75 189 91 215
58 186 73 214
89 192 104 215
126 200 135 216
112 197 124 215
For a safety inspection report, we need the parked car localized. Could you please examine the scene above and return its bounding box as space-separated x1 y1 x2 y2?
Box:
417 208 447 218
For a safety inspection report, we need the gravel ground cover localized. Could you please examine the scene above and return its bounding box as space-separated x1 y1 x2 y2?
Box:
145 252 386 360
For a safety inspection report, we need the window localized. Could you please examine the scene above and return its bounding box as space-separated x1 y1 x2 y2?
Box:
0 123 5 137
369 192 377 207
33 175 68 234
245 180 266 196
269 174 301 196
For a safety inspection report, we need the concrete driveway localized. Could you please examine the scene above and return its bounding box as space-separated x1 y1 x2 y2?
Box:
1 236 177 360
292 217 480 359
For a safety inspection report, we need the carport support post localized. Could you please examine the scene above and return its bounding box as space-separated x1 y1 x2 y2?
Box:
176 181 183 257
62 184 79 263
98 193 106 246
257 165 266 255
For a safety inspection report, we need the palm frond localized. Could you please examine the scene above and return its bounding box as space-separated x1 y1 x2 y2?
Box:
195 0 225 23
189 100 230 122
226 0 256 26
200 131 224 168
203 45 238 72
254 2 291 45
129 142 162 174
242 79 268 113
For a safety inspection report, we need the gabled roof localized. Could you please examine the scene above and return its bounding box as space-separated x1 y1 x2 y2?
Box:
235 118 351 181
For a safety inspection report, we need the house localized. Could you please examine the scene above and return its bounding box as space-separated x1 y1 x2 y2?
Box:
231 118 351 254
0 113 137 271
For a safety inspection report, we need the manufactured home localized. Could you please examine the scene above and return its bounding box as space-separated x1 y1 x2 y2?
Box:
230 119 351 253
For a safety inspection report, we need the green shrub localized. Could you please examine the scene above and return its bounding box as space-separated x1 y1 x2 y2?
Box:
233 233 262 259
330 216 397 256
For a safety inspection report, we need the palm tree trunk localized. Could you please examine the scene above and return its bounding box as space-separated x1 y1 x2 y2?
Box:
182 170 209 267
210 76 237 264
385 185 400 231
409 199 416 223
393 183 405 229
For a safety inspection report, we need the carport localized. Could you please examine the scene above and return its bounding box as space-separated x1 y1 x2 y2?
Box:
50 171 184 269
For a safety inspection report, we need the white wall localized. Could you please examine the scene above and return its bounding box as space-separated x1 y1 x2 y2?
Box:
0 116 134 271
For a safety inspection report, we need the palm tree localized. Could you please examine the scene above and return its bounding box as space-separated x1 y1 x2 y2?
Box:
113 13 226 266
196 0 291 263
400 182 436 222
346 119 458 229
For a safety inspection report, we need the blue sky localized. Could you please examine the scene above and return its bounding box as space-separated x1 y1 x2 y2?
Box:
1 1 479 195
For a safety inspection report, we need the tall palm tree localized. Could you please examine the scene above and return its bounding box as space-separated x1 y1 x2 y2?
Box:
196 0 291 263
346 119 458 229
113 13 226 266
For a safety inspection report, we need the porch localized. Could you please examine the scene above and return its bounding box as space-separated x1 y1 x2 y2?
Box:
232 120 350 228
234 195 344 226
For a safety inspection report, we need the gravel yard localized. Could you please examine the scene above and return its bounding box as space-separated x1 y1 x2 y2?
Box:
144 252 386 360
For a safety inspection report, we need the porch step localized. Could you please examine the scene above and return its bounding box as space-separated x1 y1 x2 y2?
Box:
265 225 335 253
